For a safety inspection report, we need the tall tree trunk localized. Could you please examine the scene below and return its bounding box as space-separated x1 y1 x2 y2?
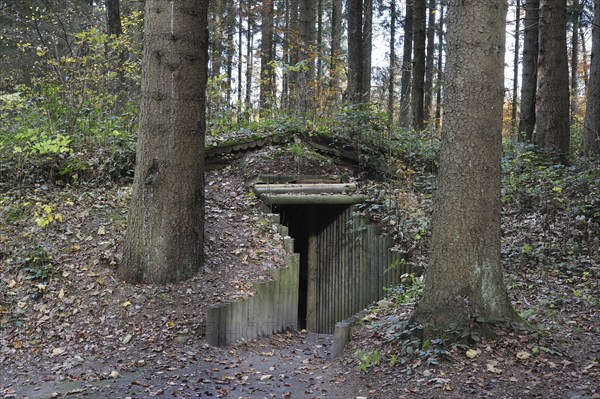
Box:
105 0 122 37
237 2 243 111
413 0 516 336
362 0 373 102
329 0 342 105
518 0 539 142
580 27 589 87
120 0 209 284
316 0 323 98
260 0 274 114
512 0 520 130
387 0 397 126
210 0 224 79
434 2 444 128
399 0 414 127
534 0 570 159
583 0 600 155
570 0 580 124
347 0 364 103
226 0 235 103
412 0 426 131
298 0 316 114
245 11 254 116
423 0 436 127
287 0 300 109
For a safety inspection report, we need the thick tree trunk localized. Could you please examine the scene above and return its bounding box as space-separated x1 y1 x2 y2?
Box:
412 0 426 131
347 0 364 103
413 0 516 335
105 0 122 37
534 0 570 158
519 0 539 141
120 0 208 284
423 0 436 127
583 0 600 155
400 0 414 128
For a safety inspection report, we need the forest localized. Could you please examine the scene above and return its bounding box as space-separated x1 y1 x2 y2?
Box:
0 0 598 398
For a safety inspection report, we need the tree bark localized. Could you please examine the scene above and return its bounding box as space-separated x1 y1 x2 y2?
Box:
362 0 373 102
570 0 580 124
347 0 364 103
329 0 343 104
387 0 397 126
583 0 600 155
423 0 436 127
412 0 426 131
519 0 539 141
260 0 275 114
413 0 516 336
512 0 520 130
119 0 208 284
534 0 570 159
400 0 414 128
105 0 122 37
434 2 444 128
298 0 316 114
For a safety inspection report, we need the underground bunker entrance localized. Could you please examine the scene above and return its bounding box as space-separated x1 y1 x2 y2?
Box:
273 204 348 331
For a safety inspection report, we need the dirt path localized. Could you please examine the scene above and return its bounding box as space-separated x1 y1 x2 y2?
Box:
2 332 353 399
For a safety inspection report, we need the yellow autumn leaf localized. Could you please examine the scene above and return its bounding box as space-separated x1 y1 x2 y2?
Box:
122 300 132 307
486 362 503 374
58 288 65 299
165 321 175 329
466 349 479 359
516 351 531 360
8 280 17 289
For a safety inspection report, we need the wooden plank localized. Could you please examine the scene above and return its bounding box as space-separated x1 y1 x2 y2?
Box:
306 207 318 332
260 194 367 205
254 174 342 184
254 183 356 195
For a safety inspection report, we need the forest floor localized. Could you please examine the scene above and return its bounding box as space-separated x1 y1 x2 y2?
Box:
0 144 599 398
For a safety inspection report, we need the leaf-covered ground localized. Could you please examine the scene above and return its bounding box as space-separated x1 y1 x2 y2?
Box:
1 143 599 398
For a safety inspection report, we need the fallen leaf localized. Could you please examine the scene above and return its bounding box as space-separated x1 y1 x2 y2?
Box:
122 334 133 344
486 362 503 374
97 226 106 235
466 349 479 359
58 288 65 299
516 351 531 360
110 370 121 379
122 300 132 307
8 280 17 288
259 374 272 381
52 347 64 356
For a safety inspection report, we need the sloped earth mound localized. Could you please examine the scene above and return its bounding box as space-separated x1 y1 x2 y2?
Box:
1 144 599 399
0 146 360 398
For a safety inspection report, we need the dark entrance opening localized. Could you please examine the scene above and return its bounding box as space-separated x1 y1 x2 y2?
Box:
273 204 347 330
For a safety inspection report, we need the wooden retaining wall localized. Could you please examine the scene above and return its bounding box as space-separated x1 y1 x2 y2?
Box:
205 250 299 346
312 206 411 334
206 206 413 346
